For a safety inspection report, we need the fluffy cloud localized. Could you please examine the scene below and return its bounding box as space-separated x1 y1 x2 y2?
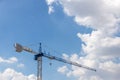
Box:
77 31 120 59
0 56 25 68
46 0 56 14
17 63 25 68
0 57 18 64
46 0 56 5
0 68 36 80
58 54 120 80
46 0 120 80
46 0 120 34
57 66 68 74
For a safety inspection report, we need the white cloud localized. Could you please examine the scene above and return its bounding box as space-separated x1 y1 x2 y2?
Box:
59 54 120 80
46 0 120 34
45 0 120 80
17 63 24 68
57 66 68 74
77 31 120 59
0 57 18 64
48 6 54 14
99 61 120 73
68 31 120 80
46 0 56 5
0 56 25 68
46 0 57 14
62 53 69 60
0 68 36 80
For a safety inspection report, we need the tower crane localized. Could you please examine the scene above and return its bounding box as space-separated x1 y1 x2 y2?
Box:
14 43 96 80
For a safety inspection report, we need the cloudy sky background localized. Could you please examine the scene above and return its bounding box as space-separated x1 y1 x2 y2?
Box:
0 0 120 80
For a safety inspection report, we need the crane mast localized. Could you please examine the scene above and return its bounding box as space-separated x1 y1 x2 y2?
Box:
14 43 96 80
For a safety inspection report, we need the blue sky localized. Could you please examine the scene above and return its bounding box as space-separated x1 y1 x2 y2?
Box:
0 0 90 80
0 0 120 80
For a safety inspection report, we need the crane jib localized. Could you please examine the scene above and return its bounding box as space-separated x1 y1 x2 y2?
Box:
42 53 96 72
